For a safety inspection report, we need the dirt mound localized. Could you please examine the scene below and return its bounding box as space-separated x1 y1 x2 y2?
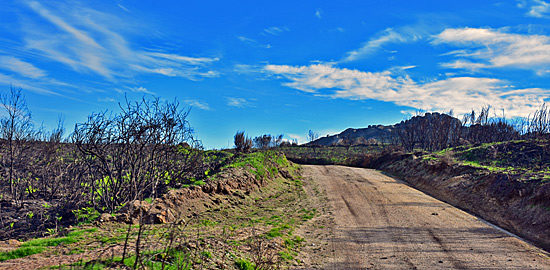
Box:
117 163 292 225
370 149 550 251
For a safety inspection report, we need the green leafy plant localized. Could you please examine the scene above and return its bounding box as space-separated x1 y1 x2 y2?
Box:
72 207 100 223
235 258 255 270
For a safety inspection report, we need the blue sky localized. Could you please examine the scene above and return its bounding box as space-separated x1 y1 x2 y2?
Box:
1 0 550 148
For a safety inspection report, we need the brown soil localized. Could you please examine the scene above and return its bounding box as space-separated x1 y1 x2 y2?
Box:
373 151 550 251
297 165 550 269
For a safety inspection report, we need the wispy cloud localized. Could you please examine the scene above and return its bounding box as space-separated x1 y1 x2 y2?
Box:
146 52 219 65
117 3 130 13
0 56 47 79
265 63 549 117
18 1 219 81
440 60 488 71
98 97 116 102
184 100 211 110
315 8 323 19
126 86 154 94
261 26 289 36
227 97 253 108
0 73 60 96
435 27 550 74
237 36 271 49
519 0 550 17
341 28 419 62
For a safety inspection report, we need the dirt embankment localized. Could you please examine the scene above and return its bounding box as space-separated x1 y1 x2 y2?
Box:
369 151 550 251
118 159 295 224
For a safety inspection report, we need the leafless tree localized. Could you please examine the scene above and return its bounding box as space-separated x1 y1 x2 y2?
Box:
527 103 550 139
253 134 284 149
307 130 319 143
72 96 200 212
234 131 252 153
0 86 35 200
254 134 272 149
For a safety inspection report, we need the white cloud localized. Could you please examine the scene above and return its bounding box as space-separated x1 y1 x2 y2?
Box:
227 97 252 108
522 0 550 17
261 26 289 36
184 100 211 110
0 73 60 96
98 97 116 102
237 36 256 44
146 52 219 65
287 133 305 144
126 86 153 94
341 28 417 62
20 1 218 81
435 27 550 74
440 60 488 71
315 8 323 19
0 56 47 79
265 63 549 117
117 4 130 13
237 36 271 48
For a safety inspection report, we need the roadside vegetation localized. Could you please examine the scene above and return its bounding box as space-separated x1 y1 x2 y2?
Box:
0 86 318 269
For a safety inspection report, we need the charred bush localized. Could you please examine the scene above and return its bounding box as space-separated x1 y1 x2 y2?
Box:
72 96 201 213
234 131 252 153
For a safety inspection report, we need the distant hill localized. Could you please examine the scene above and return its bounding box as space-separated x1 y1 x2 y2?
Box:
308 112 462 146
308 124 396 146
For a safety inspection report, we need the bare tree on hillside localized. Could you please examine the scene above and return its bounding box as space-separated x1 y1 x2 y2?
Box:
527 103 550 139
254 134 272 149
0 86 35 200
72 96 200 212
253 134 284 148
307 130 319 143
234 131 252 153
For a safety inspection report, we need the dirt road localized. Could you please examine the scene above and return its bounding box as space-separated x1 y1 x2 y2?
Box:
301 165 550 269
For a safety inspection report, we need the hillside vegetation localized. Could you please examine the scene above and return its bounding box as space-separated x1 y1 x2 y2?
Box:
1 149 316 269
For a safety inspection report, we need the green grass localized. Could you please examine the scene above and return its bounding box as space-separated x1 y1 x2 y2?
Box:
20 236 79 248
299 208 317 221
235 258 255 270
60 249 194 270
0 246 46 261
226 151 282 179
0 227 103 262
